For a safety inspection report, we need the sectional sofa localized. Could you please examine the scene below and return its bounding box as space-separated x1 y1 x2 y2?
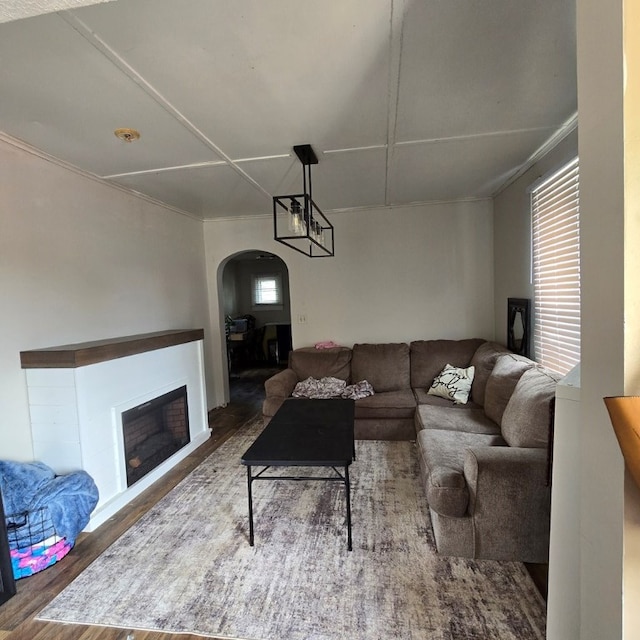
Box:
262 339 559 563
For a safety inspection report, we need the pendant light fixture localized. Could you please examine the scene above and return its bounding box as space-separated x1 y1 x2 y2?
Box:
273 144 334 257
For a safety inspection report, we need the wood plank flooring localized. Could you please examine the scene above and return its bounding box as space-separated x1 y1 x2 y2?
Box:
0 365 547 639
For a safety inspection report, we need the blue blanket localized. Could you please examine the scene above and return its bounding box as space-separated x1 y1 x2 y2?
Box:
0 460 99 547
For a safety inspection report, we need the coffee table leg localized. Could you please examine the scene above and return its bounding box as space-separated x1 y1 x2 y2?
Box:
345 464 352 551
247 466 254 546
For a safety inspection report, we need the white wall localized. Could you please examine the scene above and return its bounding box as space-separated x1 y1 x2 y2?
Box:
0 135 213 462
204 200 495 406
577 0 626 637
493 128 578 345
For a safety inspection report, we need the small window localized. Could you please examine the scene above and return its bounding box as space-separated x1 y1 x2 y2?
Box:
252 274 282 307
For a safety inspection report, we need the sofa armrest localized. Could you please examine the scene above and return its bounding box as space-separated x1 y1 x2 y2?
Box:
264 368 298 399
463 446 551 562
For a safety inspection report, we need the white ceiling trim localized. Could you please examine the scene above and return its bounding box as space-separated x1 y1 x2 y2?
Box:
491 112 578 197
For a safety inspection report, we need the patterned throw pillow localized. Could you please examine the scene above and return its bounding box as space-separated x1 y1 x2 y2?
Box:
427 364 475 404
342 380 375 400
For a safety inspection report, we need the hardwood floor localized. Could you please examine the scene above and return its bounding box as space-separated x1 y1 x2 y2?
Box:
0 365 547 639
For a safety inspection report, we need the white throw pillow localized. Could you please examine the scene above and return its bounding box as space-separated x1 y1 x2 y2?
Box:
427 364 475 404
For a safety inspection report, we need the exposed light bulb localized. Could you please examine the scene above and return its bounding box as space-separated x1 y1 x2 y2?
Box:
289 199 303 236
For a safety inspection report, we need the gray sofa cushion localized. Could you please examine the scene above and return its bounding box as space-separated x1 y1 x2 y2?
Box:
415 404 501 436
501 367 560 447
468 341 511 406
351 343 410 392
418 428 506 518
409 339 484 389
355 418 415 441
484 354 535 425
354 389 416 419
289 347 352 382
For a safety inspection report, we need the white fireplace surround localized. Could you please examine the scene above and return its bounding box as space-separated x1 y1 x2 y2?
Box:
22 332 210 531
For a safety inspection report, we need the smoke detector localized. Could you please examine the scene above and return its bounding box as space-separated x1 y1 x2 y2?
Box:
114 128 141 142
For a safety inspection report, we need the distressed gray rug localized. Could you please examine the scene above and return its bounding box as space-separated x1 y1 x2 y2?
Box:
37 419 546 640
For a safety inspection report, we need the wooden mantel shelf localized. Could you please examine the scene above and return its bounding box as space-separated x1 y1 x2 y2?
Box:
20 329 204 369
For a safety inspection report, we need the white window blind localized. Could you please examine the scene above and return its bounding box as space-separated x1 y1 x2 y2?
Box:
252 275 282 305
531 157 580 376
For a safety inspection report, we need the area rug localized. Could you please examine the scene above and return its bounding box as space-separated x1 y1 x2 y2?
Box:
37 418 546 640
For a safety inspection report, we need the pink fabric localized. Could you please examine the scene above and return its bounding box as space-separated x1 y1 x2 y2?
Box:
315 341 340 350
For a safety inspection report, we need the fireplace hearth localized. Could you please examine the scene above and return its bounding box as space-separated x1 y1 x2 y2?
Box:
122 386 190 487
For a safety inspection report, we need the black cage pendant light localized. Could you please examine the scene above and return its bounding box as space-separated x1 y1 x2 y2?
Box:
273 144 334 257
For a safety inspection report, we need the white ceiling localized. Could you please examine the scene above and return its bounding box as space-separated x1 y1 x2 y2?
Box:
0 0 576 220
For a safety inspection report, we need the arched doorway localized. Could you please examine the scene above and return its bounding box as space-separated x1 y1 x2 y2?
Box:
219 250 291 398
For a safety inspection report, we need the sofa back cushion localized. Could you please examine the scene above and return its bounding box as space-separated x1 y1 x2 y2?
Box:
351 343 410 392
501 367 560 447
410 338 484 389
289 347 352 382
468 341 511 406
484 354 535 425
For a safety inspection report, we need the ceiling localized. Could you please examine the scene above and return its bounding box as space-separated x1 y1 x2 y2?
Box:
0 0 576 220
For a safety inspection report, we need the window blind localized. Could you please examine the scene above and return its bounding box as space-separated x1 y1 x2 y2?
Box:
531 157 580 376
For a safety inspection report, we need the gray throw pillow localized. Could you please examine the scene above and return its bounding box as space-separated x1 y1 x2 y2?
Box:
468 342 511 406
484 354 534 425
501 367 560 447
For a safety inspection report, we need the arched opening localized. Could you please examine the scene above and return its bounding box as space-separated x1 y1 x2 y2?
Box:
218 250 291 406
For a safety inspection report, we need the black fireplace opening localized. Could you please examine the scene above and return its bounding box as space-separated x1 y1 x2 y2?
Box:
121 385 190 487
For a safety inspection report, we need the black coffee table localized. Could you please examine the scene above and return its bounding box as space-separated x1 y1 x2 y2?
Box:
241 398 356 550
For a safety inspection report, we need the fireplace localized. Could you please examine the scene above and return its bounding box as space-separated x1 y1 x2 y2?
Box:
122 386 190 487
21 330 211 531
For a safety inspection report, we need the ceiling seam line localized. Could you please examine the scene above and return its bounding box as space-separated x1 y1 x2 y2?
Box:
395 126 560 147
103 161 229 179
59 11 273 200
384 0 404 207
106 153 296 178
324 145 388 155
207 195 492 223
